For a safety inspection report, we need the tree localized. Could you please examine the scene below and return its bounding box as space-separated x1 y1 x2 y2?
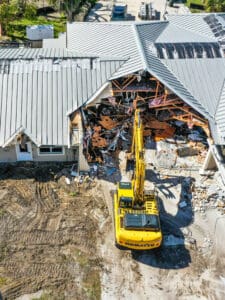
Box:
0 2 18 35
24 3 37 19
206 0 225 12
65 0 82 22
48 0 81 22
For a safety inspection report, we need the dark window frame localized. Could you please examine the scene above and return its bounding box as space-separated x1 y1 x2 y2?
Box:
39 146 64 155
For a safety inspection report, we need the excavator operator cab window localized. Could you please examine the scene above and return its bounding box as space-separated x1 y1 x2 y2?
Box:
119 197 133 208
119 182 132 190
124 213 160 231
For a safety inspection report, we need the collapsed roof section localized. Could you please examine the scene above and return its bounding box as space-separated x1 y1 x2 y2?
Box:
67 14 225 144
0 49 127 147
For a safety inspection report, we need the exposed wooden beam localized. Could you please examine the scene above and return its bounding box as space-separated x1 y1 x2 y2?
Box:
122 76 137 89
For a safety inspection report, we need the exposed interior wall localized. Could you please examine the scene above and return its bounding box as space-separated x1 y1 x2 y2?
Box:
86 83 113 107
202 149 217 170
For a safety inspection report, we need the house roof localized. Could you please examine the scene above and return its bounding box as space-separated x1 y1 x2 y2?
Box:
1 14 225 148
0 48 99 59
42 33 67 49
67 14 225 144
67 22 144 79
0 51 126 147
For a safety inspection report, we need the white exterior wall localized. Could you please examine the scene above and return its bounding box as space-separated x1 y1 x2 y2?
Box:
0 144 78 163
0 146 17 162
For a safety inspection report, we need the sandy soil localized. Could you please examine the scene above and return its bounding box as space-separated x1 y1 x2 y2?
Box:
98 148 225 300
0 165 104 300
0 155 225 299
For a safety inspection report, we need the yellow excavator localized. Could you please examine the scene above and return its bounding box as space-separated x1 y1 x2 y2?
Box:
114 109 162 250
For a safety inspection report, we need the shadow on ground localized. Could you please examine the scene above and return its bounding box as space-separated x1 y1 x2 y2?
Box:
132 171 194 269
126 14 136 21
0 163 66 182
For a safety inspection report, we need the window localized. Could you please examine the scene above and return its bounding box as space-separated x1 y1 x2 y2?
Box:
39 146 64 155
39 147 51 153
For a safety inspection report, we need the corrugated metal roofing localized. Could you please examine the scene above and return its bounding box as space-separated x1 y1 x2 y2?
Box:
215 79 225 141
167 14 216 40
135 23 211 119
67 22 144 78
135 22 168 43
0 57 125 147
43 33 67 49
162 59 225 117
65 18 225 143
2 15 225 148
0 48 99 59
155 23 217 43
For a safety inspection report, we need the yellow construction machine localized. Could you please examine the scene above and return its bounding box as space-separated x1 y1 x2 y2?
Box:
114 109 162 250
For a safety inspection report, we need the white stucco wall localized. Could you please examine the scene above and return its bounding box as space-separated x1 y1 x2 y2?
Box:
0 144 78 163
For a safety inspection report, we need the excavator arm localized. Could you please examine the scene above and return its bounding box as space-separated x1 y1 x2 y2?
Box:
132 109 145 202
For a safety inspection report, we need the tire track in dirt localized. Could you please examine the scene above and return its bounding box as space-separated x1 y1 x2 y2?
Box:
0 166 103 299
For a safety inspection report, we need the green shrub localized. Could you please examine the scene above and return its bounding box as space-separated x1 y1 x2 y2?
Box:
24 4 37 19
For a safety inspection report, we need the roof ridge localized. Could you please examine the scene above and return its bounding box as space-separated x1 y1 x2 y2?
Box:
132 24 148 70
215 72 225 118
135 20 168 26
69 21 133 26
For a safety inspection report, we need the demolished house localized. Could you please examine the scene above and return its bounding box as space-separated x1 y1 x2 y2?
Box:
1 14 225 181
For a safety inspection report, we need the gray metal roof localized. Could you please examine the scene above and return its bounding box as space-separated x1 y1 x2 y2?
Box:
43 33 67 49
67 22 144 78
66 17 225 143
0 48 100 59
0 55 125 147
135 31 211 119
133 22 168 43
2 15 225 147
155 23 217 43
162 58 225 117
215 79 225 142
166 14 216 40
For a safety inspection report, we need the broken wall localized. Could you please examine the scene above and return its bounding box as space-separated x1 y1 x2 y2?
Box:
86 83 113 106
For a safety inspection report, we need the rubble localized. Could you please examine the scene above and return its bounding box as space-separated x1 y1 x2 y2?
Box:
80 78 209 169
191 174 225 214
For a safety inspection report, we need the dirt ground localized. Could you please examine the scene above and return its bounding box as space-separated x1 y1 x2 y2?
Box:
0 164 105 300
0 157 225 300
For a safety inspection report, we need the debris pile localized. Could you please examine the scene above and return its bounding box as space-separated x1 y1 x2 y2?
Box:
81 94 209 168
192 177 225 214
